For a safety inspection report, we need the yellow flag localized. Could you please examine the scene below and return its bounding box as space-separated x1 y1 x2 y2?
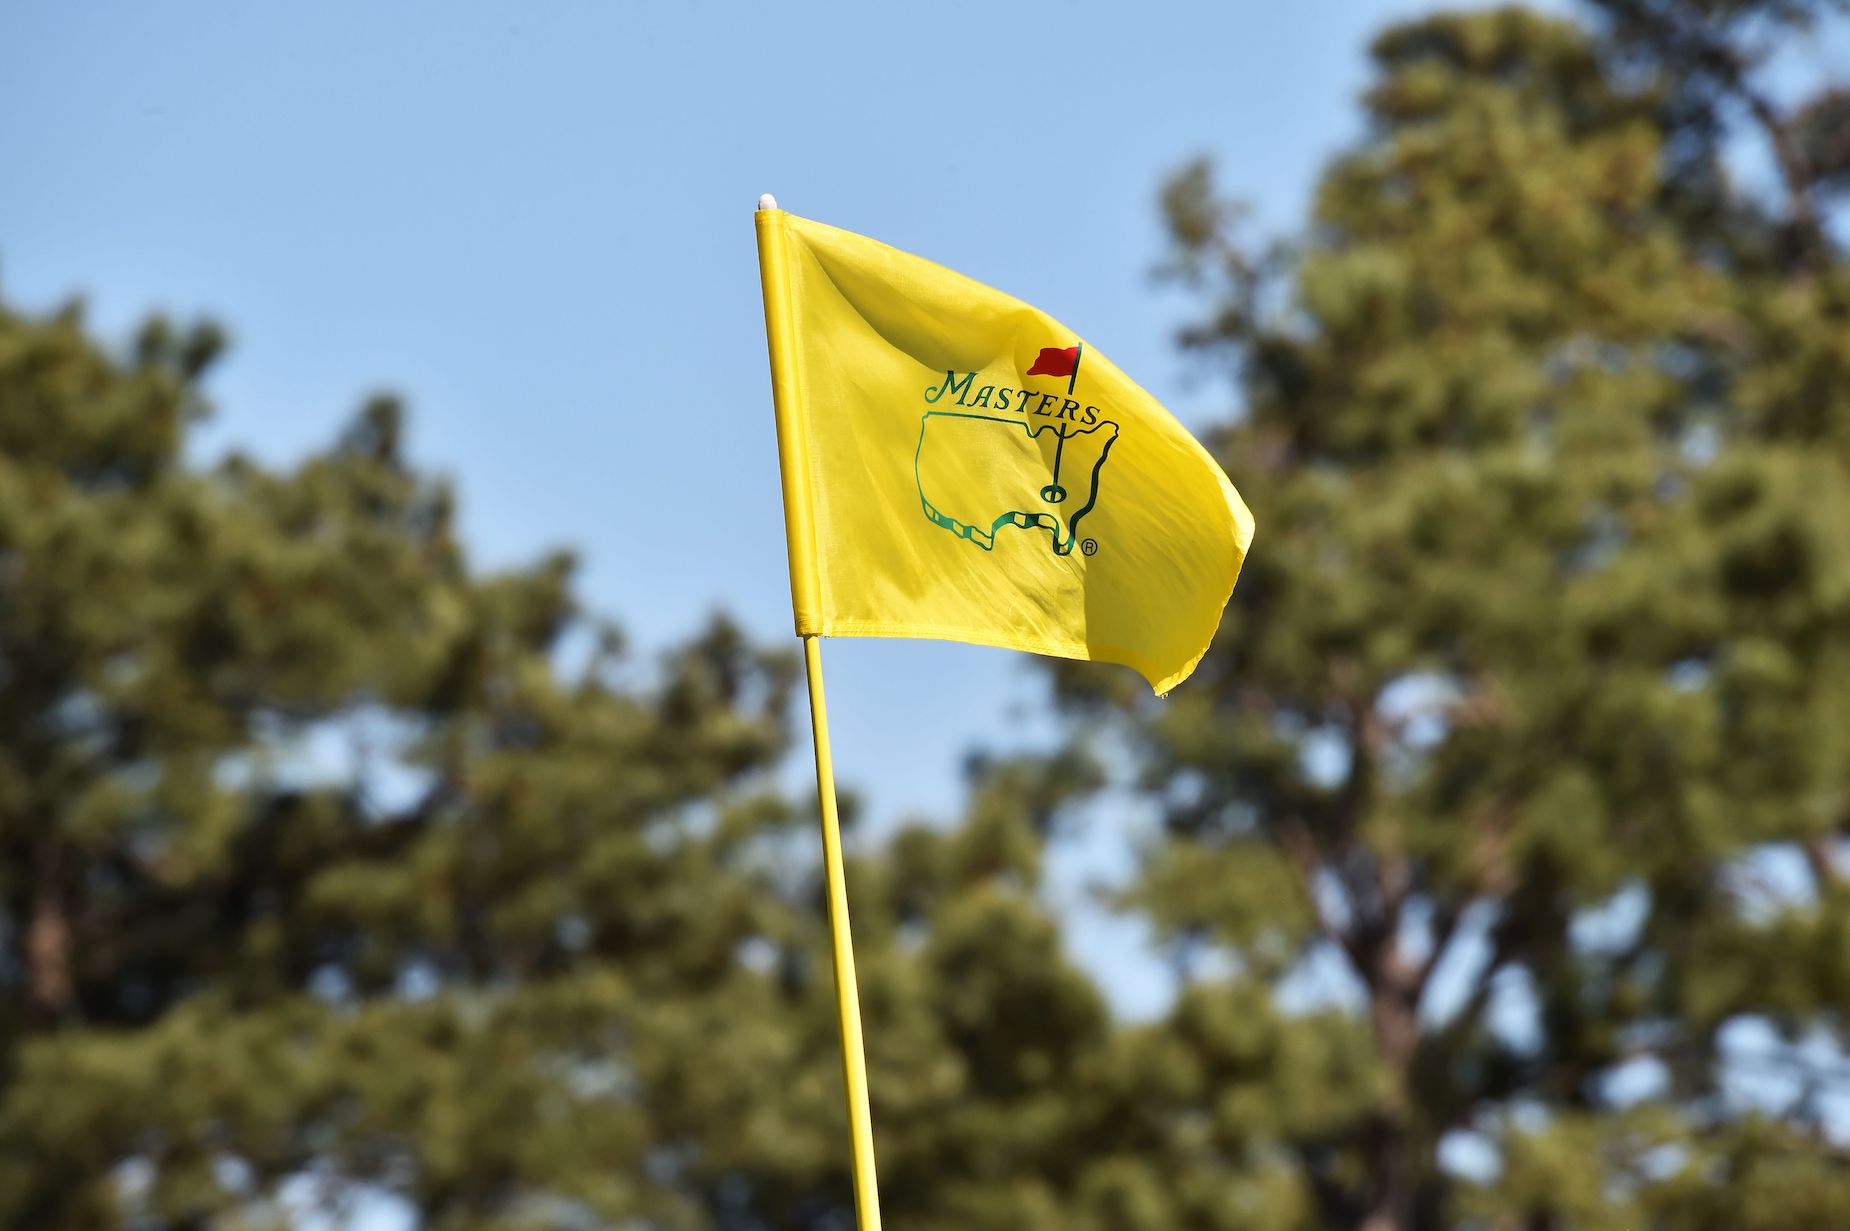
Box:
756 207 1255 694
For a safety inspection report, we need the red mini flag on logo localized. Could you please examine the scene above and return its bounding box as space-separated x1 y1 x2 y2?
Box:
1026 345 1080 378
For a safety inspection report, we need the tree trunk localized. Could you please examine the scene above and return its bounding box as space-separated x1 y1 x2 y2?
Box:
26 841 73 1026
1359 966 1421 1231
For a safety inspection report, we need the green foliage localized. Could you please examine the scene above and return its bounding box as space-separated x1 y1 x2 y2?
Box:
1045 4 1850 1227
0 295 820 1228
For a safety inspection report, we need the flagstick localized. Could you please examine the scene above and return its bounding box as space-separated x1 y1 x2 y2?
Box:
759 193 882 1229
800 633 884 1231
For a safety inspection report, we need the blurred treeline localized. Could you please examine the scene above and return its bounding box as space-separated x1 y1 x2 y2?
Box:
4 3 1850 1229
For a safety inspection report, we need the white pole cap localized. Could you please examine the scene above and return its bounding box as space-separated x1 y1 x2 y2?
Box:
757 193 778 211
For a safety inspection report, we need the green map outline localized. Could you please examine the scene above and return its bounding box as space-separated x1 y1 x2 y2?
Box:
914 411 1119 557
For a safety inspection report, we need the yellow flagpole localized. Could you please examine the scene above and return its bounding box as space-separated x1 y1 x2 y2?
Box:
801 634 884 1231
757 191 883 1231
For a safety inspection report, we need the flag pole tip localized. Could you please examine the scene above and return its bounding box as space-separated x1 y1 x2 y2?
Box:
757 193 779 211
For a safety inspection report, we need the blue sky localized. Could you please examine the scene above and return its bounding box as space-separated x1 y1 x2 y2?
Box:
0 0 1572 1023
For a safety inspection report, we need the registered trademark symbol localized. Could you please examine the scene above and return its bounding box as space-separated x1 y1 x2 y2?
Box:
1081 538 1099 556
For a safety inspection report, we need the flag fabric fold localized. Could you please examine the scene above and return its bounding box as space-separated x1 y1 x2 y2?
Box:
755 207 1254 694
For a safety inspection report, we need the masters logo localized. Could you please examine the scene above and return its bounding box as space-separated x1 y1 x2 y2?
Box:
915 344 1117 558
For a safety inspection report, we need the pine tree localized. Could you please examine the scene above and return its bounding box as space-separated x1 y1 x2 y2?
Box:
0 298 816 1229
1051 5 1850 1228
